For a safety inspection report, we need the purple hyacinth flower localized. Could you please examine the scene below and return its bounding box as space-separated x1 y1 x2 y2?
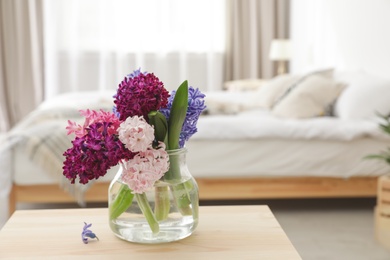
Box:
82 222 99 244
126 68 143 79
112 105 121 119
160 86 206 147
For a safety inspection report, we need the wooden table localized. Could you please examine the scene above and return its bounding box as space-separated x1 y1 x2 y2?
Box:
0 206 301 259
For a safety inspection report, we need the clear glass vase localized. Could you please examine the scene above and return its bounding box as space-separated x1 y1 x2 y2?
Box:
108 148 199 244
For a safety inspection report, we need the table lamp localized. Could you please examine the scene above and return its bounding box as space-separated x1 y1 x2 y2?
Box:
269 39 291 75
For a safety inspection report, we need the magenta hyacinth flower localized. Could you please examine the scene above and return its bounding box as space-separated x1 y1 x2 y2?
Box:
63 122 134 184
114 69 170 121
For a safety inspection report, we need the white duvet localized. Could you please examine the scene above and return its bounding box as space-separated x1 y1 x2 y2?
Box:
197 91 389 142
196 109 388 141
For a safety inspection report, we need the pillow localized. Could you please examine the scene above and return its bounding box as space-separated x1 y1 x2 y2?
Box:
204 91 253 115
272 68 335 107
310 68 334 78
333 71 390 120
253 68 334 109
253 74 301 109
272 75 346 119
224 79 265 91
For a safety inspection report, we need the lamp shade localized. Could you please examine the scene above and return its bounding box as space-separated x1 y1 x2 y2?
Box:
269 39 291 61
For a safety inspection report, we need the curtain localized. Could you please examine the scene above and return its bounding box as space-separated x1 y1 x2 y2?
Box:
0 0 44 133
43 0 226 99
225 0 290 81
0 0 44 229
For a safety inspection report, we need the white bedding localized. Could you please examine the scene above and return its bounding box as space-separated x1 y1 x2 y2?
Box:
5 90 390 186
19 90 390 141
187 138 390 179
1 89 390 229
196 109 388 141
8 88 390 184
13 137 390 186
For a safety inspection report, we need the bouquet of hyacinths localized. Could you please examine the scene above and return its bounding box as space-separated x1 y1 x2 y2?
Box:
63 69 206 234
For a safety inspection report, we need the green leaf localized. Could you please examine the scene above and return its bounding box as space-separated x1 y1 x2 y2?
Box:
168 80 188 149
109 184 134 220
148 111 168 145
364 154 389 160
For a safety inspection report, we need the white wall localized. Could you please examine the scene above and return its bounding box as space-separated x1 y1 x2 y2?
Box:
290 0 390 79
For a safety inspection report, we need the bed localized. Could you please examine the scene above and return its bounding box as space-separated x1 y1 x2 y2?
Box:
2 69 390 226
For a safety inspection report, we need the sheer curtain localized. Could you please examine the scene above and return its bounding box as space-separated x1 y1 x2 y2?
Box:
0 0 44 229
43 0 226 99
0 0 44 132
225 0 290 81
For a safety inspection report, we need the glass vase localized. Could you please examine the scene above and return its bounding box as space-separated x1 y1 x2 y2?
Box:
108 148 199 244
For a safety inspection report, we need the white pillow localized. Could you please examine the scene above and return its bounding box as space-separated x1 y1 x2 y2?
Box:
253 74 301 109
205 91 254 115
272 75 346 119
334 72 390 120
253 68 334 109
224 79 265 91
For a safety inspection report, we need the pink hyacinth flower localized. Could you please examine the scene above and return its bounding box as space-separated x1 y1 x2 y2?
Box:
118 116 155 153
121 144 169 194
80 109 121 135
66 110 121 138
66 120 84 137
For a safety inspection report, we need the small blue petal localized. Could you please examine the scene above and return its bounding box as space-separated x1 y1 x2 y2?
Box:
126 68 146 79
82 222 99 244
85 232 98 239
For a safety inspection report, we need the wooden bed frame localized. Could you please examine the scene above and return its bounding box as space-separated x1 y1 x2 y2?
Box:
9 176 379 215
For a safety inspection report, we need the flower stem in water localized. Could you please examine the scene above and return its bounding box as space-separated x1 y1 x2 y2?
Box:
165 155 193 215
154 186 170 221
135 193 160 234
171 181 193 216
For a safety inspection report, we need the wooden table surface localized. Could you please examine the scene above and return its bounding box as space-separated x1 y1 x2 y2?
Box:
0 205 301 259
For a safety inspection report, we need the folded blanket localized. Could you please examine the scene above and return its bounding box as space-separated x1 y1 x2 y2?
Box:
1 91 116 210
